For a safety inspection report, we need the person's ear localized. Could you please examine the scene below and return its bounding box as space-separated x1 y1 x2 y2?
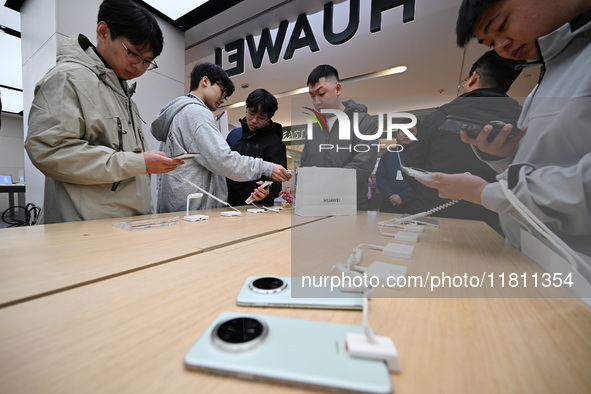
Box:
335 82 342 97
203 76 213 88
466 71 480 90
96 21 110 44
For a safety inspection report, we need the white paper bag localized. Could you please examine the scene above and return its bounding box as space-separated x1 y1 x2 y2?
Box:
294 167 357 217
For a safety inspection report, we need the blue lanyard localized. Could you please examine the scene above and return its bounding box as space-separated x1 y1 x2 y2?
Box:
187 93 204 106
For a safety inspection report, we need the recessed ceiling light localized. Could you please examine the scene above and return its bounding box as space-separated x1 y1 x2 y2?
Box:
342 66 407 84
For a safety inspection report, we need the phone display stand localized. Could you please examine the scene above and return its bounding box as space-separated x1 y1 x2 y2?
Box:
221 211 241 217
184 214 209 222
184 193 209 222
180 176 242 217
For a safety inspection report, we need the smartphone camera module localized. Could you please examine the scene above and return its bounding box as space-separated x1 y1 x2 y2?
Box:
211 317 268 352
249 277 288 294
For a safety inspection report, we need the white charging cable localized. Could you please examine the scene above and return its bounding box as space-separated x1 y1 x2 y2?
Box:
499 179 588 272
248 200 280 213
180 176 241 215
361 287 377 343
345 283 401 372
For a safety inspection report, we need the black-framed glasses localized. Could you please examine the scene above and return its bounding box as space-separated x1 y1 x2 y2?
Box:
215 82 228 100
246 109 269 124
117 38 158 71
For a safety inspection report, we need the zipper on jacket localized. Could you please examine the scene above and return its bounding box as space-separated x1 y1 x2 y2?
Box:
111 117 125 192
126 82 146 151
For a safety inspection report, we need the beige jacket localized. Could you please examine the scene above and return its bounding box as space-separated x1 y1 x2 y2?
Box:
25 35 152 223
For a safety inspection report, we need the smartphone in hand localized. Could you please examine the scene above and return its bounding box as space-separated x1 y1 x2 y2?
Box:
439 115 519 141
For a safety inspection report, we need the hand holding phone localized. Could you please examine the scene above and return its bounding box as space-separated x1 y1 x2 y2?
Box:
170 153 199 160
439 115 519 142
401 165 432 180
245 181 273 204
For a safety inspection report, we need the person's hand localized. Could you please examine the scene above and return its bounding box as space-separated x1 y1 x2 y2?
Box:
249 181 271 202
143 151 184 174
389 194 403 206
416 172 489 205
271 164 290 182
460 124 527 159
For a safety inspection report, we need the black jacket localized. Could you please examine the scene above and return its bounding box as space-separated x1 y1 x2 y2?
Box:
403 88 522 231
226 118 287 206
300 99 378 210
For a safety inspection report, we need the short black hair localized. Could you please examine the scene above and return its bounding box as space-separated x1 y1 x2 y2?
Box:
246 89 278 118
189 62 235 97
98 0 164 57
306 64 339 86
469 50 524 91
456 0 502 47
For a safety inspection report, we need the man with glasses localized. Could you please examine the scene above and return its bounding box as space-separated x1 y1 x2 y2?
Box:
25 0 181 224
151 64 290 213
226 89 288 206
402 50 523 234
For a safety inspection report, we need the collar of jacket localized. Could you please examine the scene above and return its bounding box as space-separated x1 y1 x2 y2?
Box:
459 88 508 98
238 116 283 140
76 34 134 98
536 6 591 65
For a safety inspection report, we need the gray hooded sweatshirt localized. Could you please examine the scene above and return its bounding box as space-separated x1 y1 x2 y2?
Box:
151 95 275 212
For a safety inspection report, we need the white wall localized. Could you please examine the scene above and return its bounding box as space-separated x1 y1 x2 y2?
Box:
20 0 185 211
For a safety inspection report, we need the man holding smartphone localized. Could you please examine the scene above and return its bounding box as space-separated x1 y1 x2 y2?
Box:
25 0 183 224
420 0 591 267
151 63 290 213
402 50 523 234
226 89 287 206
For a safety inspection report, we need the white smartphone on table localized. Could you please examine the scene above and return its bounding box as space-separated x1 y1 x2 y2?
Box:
184 311 392 393
236 276 364 310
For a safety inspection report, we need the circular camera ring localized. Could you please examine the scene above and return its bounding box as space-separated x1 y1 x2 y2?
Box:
249 276 288 294
211 317 268 352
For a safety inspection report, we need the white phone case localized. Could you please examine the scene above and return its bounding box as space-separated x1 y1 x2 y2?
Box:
184 311 392 393
236 276 364 310
171 153 199 159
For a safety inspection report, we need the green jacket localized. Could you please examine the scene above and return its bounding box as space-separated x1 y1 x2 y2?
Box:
25 35 151 223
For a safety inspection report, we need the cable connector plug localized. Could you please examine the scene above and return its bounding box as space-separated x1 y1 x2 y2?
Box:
346 332 401 372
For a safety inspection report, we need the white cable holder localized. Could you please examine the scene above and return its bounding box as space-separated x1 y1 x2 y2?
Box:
247 201 280 213
346 287 401 372
331 244 411 292
180 176 241 216
378 200 458 239
183 193 209 222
